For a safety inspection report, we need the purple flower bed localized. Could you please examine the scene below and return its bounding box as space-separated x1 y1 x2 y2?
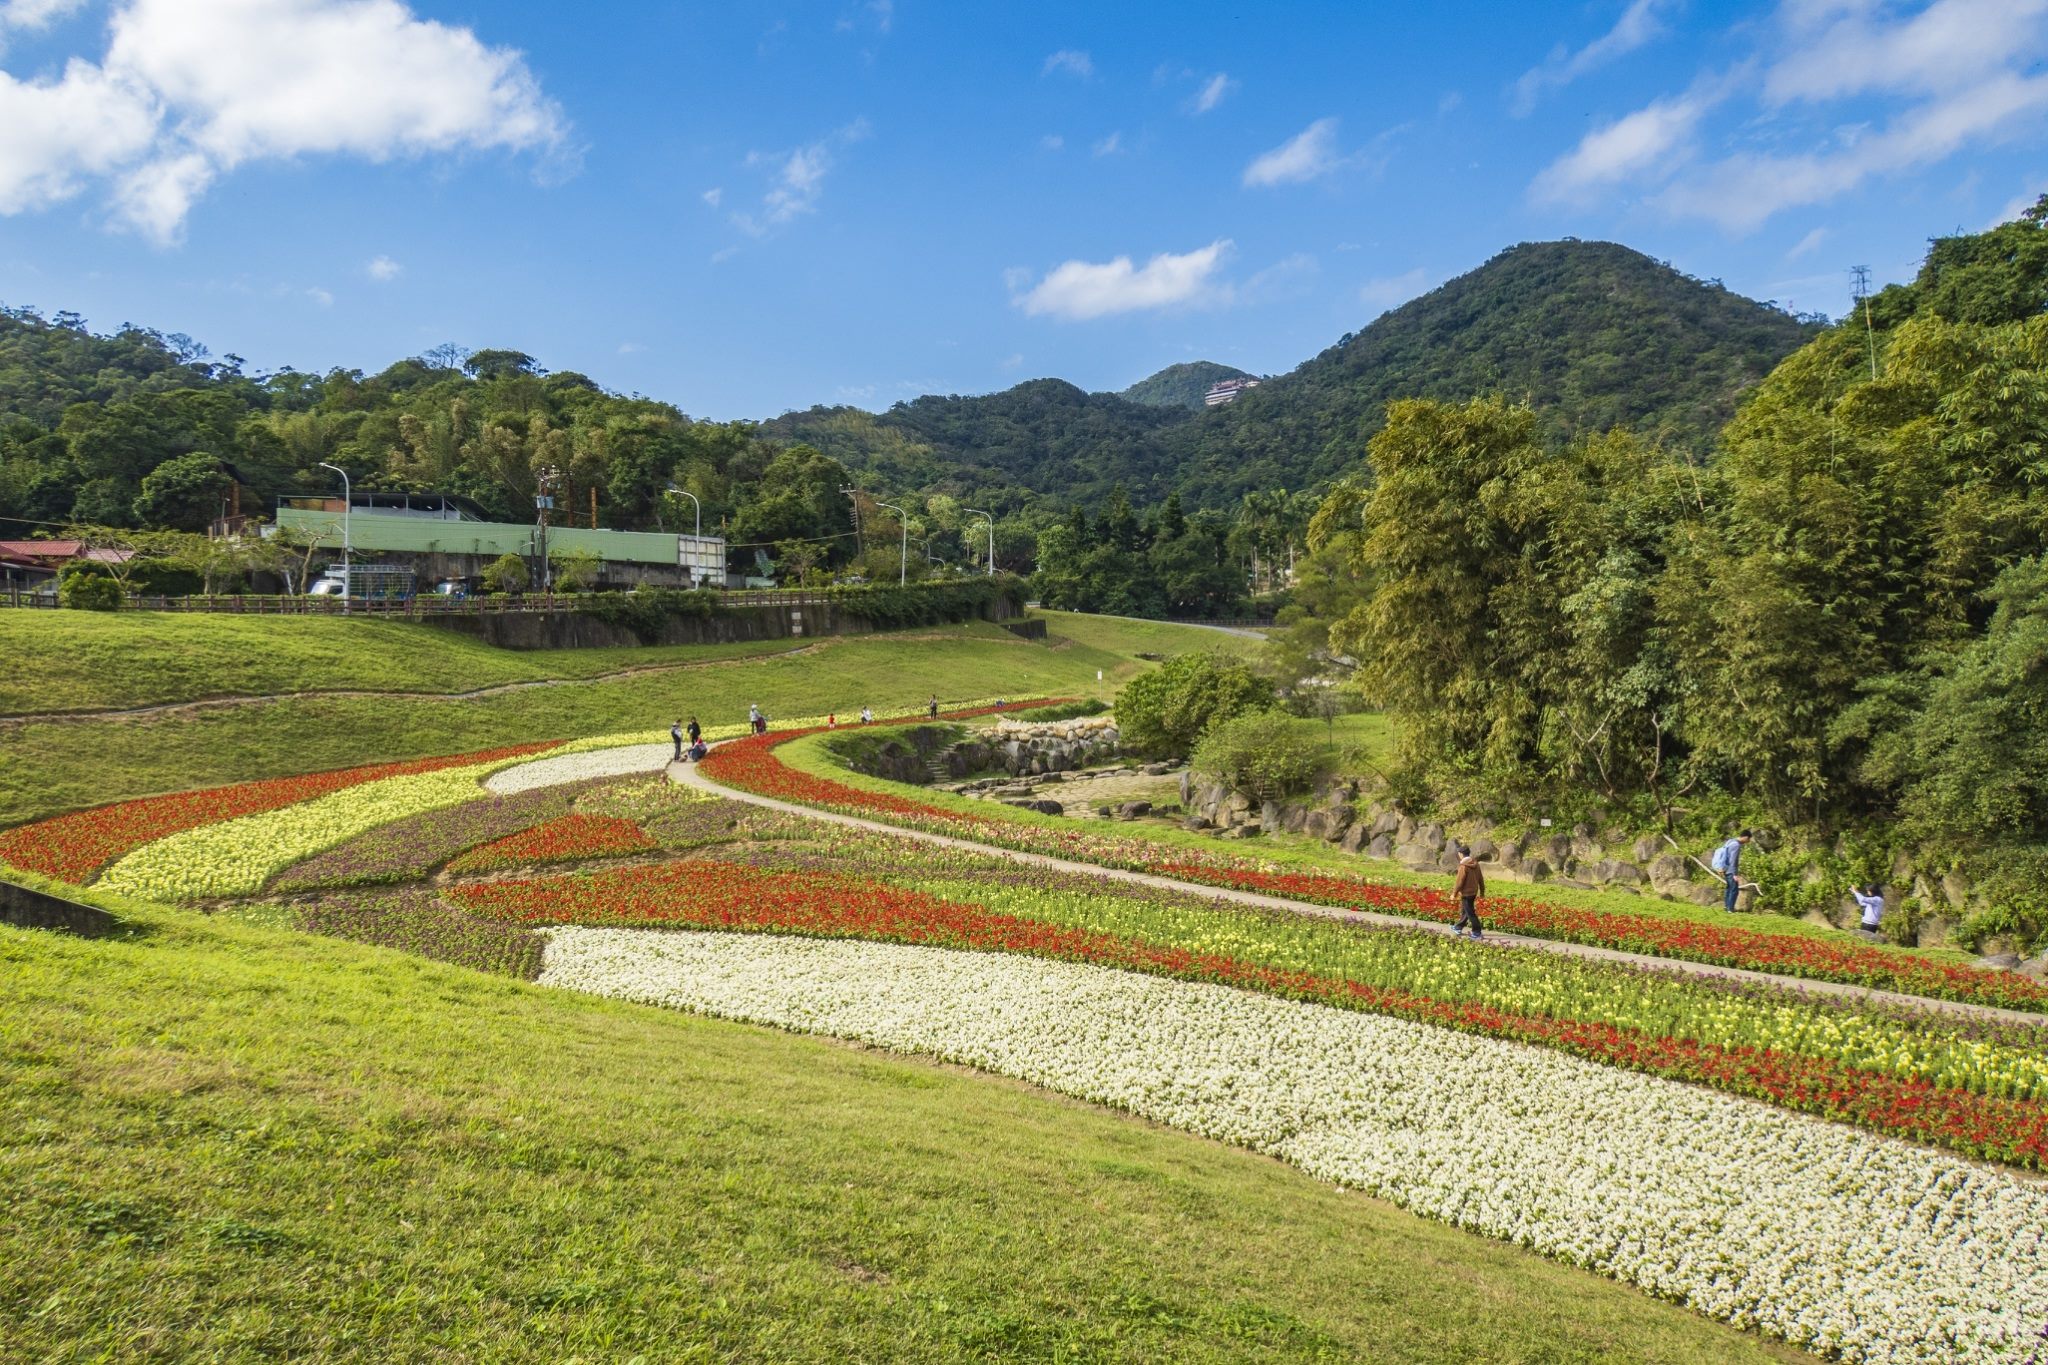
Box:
297 891 546 979
269 786 587 891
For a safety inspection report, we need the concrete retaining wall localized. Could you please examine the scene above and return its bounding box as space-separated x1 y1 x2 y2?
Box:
1 878 120 937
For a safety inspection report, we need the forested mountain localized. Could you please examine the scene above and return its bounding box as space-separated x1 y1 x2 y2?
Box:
1119 361 1253 410
771 240 1816 510
1 236 1817 581
1161 240 1820 503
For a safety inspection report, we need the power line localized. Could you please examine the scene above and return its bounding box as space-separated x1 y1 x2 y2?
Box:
1850 264 1878 381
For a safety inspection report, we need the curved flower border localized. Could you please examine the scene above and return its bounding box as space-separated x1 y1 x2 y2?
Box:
539 928 2048 1365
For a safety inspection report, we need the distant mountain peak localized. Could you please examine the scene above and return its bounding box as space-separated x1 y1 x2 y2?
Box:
1118 361 1254 410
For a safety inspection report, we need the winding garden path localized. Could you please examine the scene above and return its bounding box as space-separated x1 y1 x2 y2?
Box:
669 751 2048 1026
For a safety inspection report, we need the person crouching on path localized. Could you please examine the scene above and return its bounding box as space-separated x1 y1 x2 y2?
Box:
1452 852 1485 939
686 716 702 760
671 718 684 763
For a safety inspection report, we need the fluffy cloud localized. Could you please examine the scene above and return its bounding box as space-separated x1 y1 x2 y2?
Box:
1511 0 1672 116
1530 87 1720 203
0 0 567 243
0 0 88 30
1531 0 2048 230
1013 239 1233 321
1243 117 1342 187
1041 49 1092 79
732 118 870 236
365 254 401 281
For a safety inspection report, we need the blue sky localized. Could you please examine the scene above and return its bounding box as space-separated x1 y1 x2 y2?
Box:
1 0 2044 419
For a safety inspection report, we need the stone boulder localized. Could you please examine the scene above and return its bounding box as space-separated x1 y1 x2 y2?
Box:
1116 801 1152 820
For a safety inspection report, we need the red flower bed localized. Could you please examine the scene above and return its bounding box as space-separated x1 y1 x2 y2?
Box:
454 859 2048 1165
702 723 2048 1013
0 742 557 885
448 814 654 873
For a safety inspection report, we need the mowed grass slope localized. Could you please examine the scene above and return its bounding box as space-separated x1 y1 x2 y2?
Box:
0 615 1201 825
0 903 1806 1364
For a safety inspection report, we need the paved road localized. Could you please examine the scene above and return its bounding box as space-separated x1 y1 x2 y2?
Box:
667 752 2046 1026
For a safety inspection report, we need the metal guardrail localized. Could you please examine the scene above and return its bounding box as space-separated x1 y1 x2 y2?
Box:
0 583 1000 616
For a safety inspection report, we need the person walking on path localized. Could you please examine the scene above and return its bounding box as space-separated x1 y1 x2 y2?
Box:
1711 831 1753 912
927 694 939 720
1452 852 1485 939
671 718 684 763
1852 884 1886 937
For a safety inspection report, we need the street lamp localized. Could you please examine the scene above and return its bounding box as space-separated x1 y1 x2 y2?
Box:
316 461 350 613
874 501 908 586
666 484 702 537
965 508 994 576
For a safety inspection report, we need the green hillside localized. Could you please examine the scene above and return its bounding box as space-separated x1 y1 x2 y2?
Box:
1165 240 1820 503
1119 361 1255 410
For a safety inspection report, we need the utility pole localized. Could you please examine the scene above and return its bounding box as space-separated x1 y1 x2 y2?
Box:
965 508 994 576
317 461 350 614
875 501 908 585
840 486 864 554
535 464 558 593
1851 264 1878 381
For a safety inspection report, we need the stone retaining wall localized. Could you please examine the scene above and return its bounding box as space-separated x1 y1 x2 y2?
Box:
1 878 120 937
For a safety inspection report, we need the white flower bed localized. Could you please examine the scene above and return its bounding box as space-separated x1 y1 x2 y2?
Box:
541 928 2048 1364
485 742 675 794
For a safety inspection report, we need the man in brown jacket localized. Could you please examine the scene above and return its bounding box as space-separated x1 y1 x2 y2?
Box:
1452 851 1485 939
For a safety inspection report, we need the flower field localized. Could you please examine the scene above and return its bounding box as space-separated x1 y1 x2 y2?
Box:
296 890 546 979
700 726 2048 1012
0 742 555 884
269 785 587 891
451 854 2048 1163
539 927 2048 1365
446 814 654 873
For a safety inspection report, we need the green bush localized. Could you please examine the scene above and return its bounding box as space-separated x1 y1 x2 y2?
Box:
1115 651 1274 758
480 554 529 594
58 569 123 611
1191 710 1329 801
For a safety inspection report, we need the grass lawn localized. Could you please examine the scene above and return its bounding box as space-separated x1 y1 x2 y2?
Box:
1033 608 1264 660
0 612 1025 716
772 728 1993 972
0 617 1215 825
0 898 1806 1364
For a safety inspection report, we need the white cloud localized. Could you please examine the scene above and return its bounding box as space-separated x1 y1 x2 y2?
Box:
1359 267 1429 313
1042 49 1092 79
1243 117 1342 187
305 285 334 307
998 352 1024 370
1786 227 1827 259
0 0 568 243
1764 0 2047 106
1188 72 1236 114
1039 134 1064 151
1530 87 1720 203
1655 71 2048 230
1013 239 1233 321
365 254 401 281
1511 0 1672 116
732 118 869 236
0 0 87 30
1092 131 1122 156
701 186 722 207
1531 0 2048 231
709 245 740 264
616 341 644 354
868 0 893 34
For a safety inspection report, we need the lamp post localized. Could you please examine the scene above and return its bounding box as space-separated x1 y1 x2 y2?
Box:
666 484 702 537
965 508 994 576
316 461 350 614
875 501 908 585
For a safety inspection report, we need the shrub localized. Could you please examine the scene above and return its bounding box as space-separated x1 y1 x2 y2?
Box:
481 553 529 594
1116 651 1274 758
1191 710 1330 801
58 568 123 611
